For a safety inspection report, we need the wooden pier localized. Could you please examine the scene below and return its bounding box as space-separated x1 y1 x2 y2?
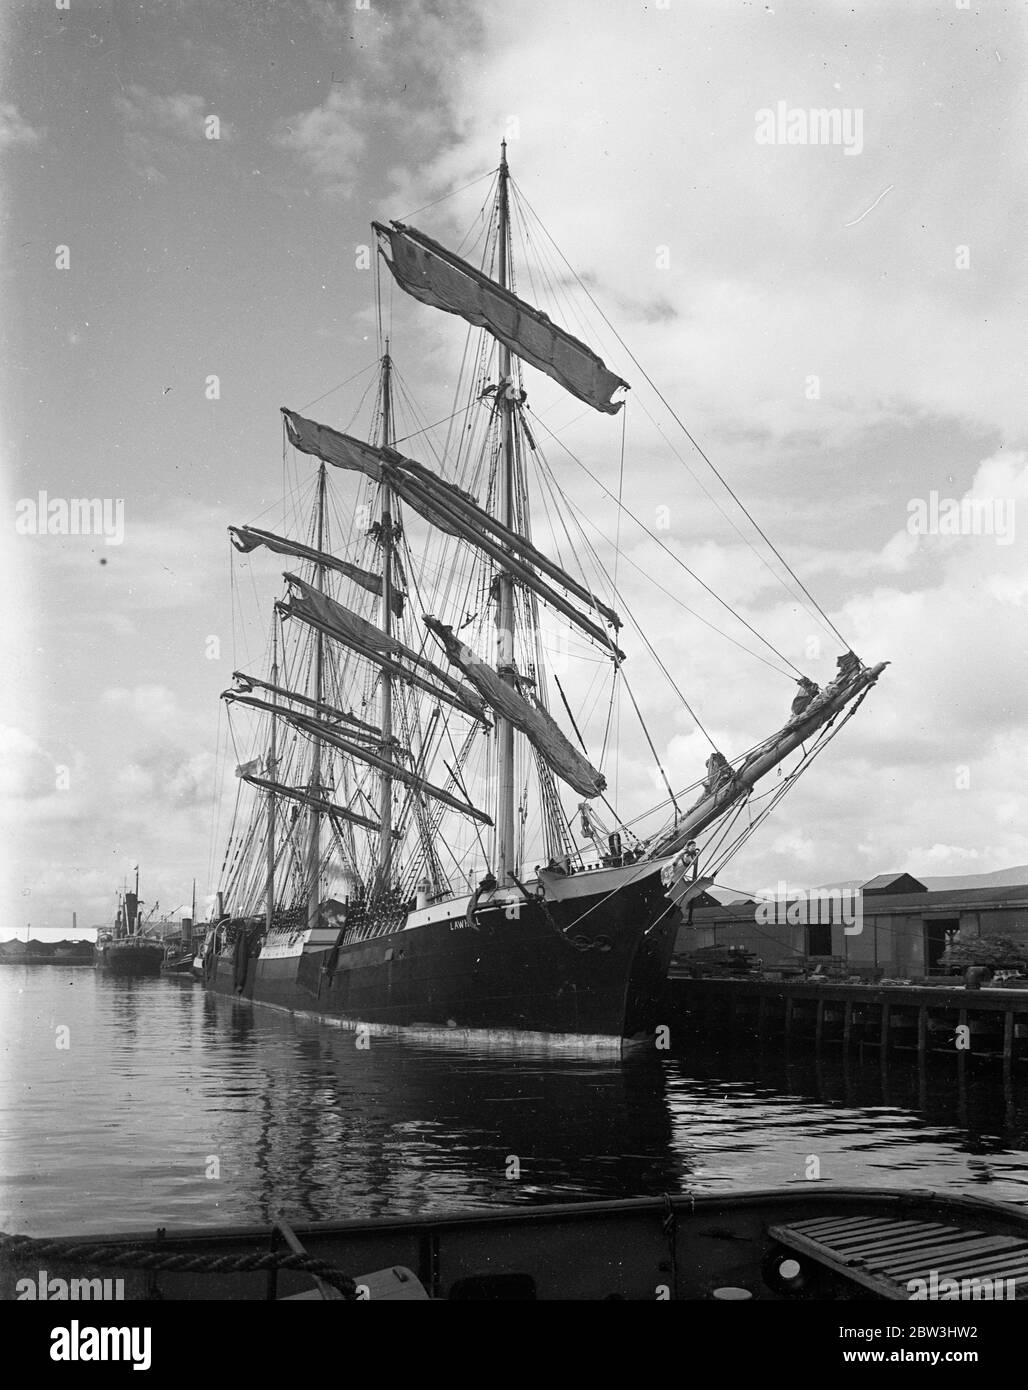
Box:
668 977 1028 1070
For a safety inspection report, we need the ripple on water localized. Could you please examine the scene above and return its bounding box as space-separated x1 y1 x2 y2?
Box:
1 966 1027 1234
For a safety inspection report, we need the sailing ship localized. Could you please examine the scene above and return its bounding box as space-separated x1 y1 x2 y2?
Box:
204 144 886 1045
97 868 165 976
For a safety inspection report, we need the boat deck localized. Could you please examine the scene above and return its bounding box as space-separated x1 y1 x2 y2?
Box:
769 1214 1028 1300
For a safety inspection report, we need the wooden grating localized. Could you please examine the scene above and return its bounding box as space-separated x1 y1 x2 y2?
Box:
768 1214 1028 1300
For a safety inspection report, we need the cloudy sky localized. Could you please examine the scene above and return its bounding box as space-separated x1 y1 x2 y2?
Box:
2 0 1026 936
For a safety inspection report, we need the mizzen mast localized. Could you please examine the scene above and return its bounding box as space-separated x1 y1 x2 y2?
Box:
494 139 518 884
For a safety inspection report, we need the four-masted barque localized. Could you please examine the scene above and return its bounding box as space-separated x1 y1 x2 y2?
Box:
204 145 885 1045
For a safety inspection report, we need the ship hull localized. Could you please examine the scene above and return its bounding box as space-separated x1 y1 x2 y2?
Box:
54 946 95 964
206 861 681 1044
97 941 166 976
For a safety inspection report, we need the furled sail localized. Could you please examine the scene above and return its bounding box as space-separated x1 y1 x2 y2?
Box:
285 709 493 827
239 772 383 834
281 409 624 653
226 691 387 747
230 525 404 617
280 574 488 722
374 222 629 416
423 618 606 799
230 671 382 738
281 411 385 480
277 600 488 725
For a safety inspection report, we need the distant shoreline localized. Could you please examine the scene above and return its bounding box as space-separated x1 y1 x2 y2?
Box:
1 931 100 943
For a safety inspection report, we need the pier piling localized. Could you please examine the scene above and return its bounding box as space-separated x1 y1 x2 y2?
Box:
670 976 1026 1064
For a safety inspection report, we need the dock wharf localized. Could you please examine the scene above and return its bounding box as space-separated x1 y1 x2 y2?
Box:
668 976 1028 1069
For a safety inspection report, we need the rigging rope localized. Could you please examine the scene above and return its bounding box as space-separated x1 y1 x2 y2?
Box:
527 428 721 746
528 431 794 678
533 413 802 679
510 179 852 654
397 167 499 224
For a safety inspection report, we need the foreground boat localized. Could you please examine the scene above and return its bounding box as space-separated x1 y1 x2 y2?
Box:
3 1187 1026 1300
205 143 885 1045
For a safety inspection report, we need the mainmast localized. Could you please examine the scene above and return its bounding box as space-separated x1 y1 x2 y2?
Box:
377 345 395 893
306 466 327 935
265 619 278 931
494 139 517 883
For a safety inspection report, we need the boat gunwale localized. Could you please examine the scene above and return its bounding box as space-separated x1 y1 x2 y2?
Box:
14 1185 1028 1253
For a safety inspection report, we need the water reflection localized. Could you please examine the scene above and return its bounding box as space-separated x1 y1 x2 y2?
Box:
664 1040 1028 1205
206 997 684 1228
2 966 1027 1238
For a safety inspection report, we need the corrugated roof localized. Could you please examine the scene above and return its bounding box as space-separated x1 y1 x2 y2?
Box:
861 872 927 894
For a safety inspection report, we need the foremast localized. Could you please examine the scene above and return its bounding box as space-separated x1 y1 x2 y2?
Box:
494 140 517 884
265 620 278 933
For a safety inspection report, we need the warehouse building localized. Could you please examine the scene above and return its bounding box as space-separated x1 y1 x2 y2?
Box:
677 873 1028 978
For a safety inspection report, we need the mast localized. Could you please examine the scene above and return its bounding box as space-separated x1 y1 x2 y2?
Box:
265 618 278 932
494 139 517 883
306 466 327 935
377 345 395 892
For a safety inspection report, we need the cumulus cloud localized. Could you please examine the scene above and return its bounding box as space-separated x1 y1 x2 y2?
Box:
113 84 232 180
0 102 43 149
112 745 215 810
272 89 368 198
102 685 180 728
273 0 480 198
382 0 1028 450
0 726 57 801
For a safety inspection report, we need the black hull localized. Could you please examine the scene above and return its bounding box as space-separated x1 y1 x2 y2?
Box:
207 864 679 1042
97 942 165 977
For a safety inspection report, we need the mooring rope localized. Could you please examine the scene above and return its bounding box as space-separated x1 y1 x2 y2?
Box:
0 1232 358 1298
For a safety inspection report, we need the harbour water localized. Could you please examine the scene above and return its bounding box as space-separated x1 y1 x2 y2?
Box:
2 965 1027 1238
